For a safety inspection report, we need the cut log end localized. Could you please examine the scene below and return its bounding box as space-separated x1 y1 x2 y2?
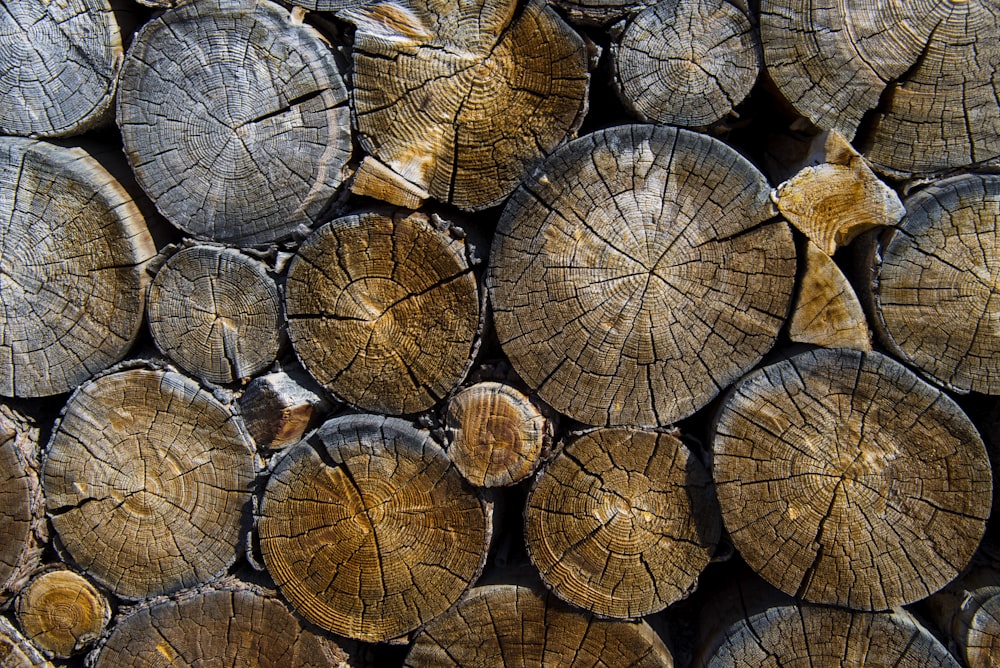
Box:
0 616 53 668
15 569 111 659
240 372 326 449
788 242 871 350
0 404 45 605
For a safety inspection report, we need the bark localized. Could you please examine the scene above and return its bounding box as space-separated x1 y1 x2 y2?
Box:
0 405 45 607
788 242 871 350
488 124 796 427
15 568 110 659
712 347 992 610
0 615 52 668
239 371 327 450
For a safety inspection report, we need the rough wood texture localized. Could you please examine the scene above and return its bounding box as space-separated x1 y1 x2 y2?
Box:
489 124 796 427
92 581 351 667
405 584 674 666
148 245 282 385
788 242 871 350
259 414 491 642
864 173 1000 394
0 0 122 137
772 130 905 255
550 0 649 26
0 616 52 668
525 428 719 618
342 0 589 210
15 568 110 659
42 369 256 600
0 137 155 398
286 211 480 415
713 347 992 610
613 0 759 127
761 0 1000 174
444 381 549 487
0 405 45 606
117 0 351 246
240 371 326 449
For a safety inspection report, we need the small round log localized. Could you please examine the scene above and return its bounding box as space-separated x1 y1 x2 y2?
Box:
148 245 282 385
488 124 796 427
923 554 1000 668
613 0 759 127
0 0 122 137
342 0 589 210
92 582 352 668
0 404 45 606
259 414 491 642
713 347 992 610
117 0 351 246
15 568 110 659
0 615 52 668
240 371 326 449
0 137 156 398
525 428 719 618
42 369 256 600
286 210 481 415
444 382 549 487
864 173 1000 394
405 584 674 666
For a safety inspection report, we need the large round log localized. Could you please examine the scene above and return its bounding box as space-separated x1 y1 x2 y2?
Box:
42 369 256 600
286 210 481 415
0 404 45 606
15 568 110 659
712 347 992 610
0 137 156 398
0 0 122 138
342 0 589 210
405 584 674 666
117 0 351 246
488 124 796 427
258 414 491 642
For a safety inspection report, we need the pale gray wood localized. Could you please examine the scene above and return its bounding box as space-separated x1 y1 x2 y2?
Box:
0 404 45 608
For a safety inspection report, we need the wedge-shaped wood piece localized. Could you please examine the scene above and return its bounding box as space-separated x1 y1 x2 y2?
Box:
713 348 992 610
924 553 1000 668
117 0 351 245
0 138 155 398
788 242 871 350
240 372 325 449
489 124 796 427
16 569 110 659
259 414 491 642
343 0 589 210
525 428 719 618
0 616 52 668
0 405 45 606
42 369 256 600
406 584 674 666
286 210 480 415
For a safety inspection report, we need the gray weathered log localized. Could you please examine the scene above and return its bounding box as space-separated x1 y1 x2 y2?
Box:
0 404 45 607
0 615 52 668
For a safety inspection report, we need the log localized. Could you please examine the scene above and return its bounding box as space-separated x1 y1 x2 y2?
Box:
15 568 110 659
760 0 1000 174
0 0 122 138
443 381 550 487
240 371 327 449
405 584 674 666
550 0 648 26
92 581 352 667
0 615 51 668
862 173 1000 394
0 137 155 398
147 244 282 385
488 124 796 427
923 553 1000 668
712 347 992 610
258 414 491 642
116 0 351 246
285 210 481 415
42 368 256 600
788 241 871 351
525 427 719 619
341 0 589 210
612 0 759 128
0 404 45 606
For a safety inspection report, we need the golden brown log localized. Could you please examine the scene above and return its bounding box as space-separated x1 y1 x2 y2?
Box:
788 242 871 350
15 568 110 659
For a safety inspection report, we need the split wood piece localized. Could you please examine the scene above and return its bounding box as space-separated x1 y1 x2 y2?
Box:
92 582 351 668
117 0 351 246
259 414 491 642
0 0 122 137
760 0 1000 174
0 405 45 606
350 156 430 211
525 428 719 619
148 245 282 385
550 0 649 26
489 124 796 427
863 173 1000 394
42 369 256 601
444 381 550 487
772 130 905 255
286 211 480 415
713 347 992 610
405 584 674 666
15 569 110 659
342 0 589 210
612 0 759 128
788 241 871 351
0 616 52 668
0 137 156 398
240 372 326 449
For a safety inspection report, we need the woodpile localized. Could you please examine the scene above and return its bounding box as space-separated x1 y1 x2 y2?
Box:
0 0 999 666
